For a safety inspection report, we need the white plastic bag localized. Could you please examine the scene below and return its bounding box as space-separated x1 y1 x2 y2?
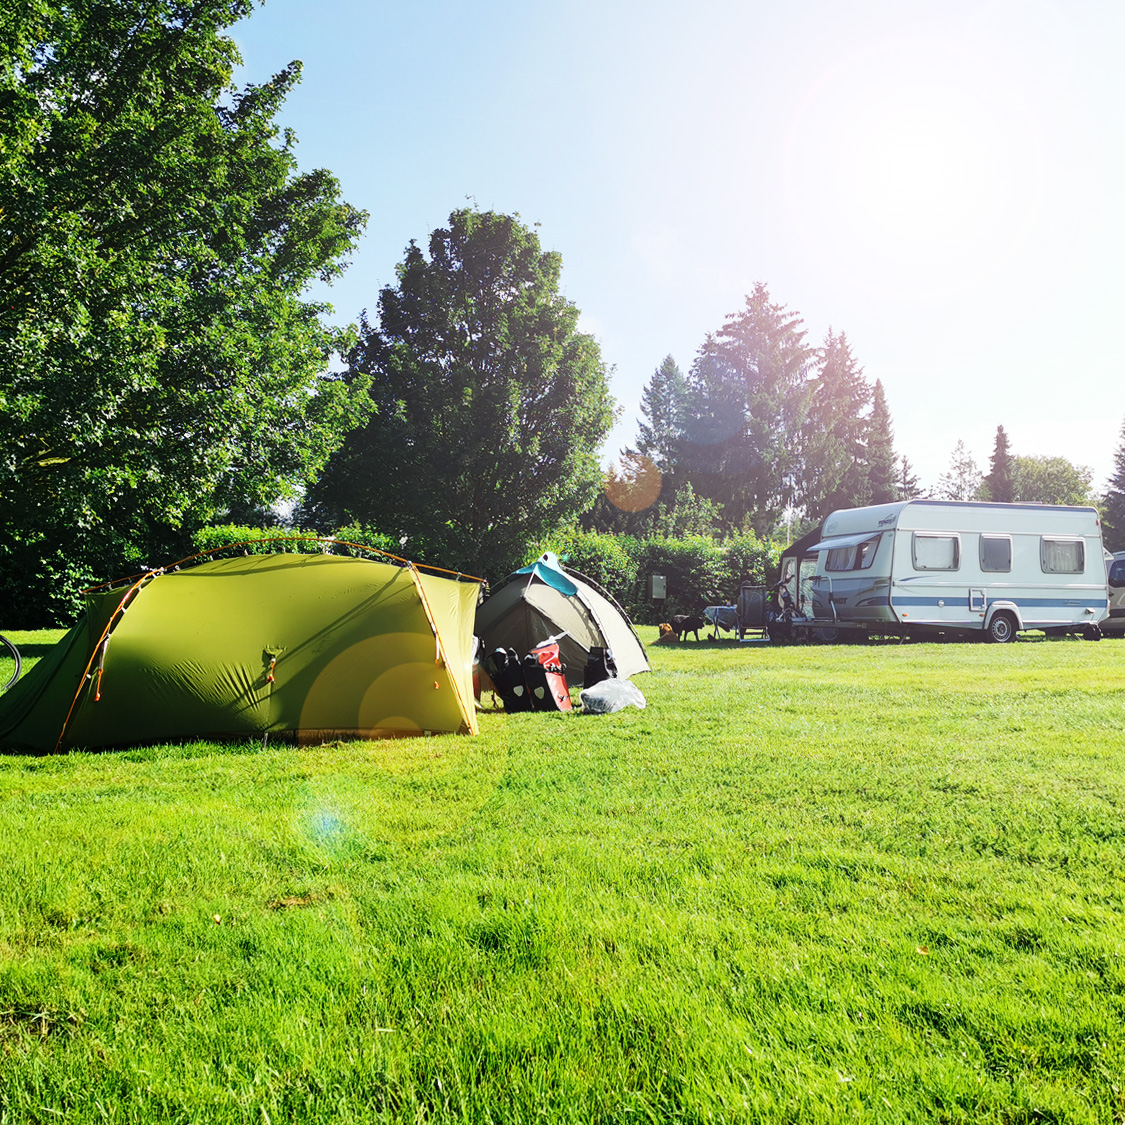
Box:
579 678 647 714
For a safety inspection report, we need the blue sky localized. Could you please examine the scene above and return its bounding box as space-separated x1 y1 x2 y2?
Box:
233 0 1125 494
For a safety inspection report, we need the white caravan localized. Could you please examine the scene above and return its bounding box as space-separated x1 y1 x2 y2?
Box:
785 500 1108 642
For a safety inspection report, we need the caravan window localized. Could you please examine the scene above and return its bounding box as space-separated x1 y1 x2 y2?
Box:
979 535 1012 573
1041 537 1084 574
854 535 880 569
824 535 880 572
912 533 960 571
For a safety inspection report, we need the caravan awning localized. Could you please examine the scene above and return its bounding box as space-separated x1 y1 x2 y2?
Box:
806 532 881 552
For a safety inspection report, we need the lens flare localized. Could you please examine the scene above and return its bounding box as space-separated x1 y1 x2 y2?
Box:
604 454 662 512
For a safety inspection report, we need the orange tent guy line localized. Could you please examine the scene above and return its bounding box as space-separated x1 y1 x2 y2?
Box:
53 569 162 753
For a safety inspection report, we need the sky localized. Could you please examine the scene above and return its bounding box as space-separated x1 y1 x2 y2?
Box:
232 0 1125 496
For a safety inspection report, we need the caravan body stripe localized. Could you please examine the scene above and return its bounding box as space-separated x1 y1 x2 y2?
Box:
891 596 1109 609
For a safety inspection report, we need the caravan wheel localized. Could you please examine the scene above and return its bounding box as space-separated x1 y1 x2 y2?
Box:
986 612 1017 644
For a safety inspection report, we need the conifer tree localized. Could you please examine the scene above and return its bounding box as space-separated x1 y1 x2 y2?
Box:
801 329 872 519
982 425 1015 502
635 356 687 472
678 284 812 533
1104 417 1125 552
898 456 923 499
866 380 899 504
935 440 983 501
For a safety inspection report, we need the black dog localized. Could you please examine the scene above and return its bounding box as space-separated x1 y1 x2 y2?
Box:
671 614 705 641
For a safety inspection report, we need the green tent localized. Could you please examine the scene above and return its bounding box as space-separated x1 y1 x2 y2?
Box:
0 552 481 753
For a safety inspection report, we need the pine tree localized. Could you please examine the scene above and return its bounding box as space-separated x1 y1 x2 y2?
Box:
866 380 898 504
982 425 1014 502
935 440 983 501
1104 417 1125 552
635 356 687 472
898 456 922 499
694 283 813 533
800 329 872 520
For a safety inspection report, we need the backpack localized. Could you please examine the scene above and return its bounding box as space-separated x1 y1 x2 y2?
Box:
581 645 617 689
482 647 534 712
522 639 573 712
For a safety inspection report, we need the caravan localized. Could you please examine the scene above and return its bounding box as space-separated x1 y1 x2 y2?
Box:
780 500 1108 642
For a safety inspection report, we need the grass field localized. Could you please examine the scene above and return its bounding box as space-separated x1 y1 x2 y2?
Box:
1 628 1124 1123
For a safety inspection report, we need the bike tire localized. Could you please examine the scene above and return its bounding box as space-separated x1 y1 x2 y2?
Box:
1 633 22 693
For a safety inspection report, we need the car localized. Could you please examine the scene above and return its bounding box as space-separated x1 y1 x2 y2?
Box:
1104 551 1125 634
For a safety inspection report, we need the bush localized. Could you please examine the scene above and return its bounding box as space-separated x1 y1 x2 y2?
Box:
190 524 401 561
623 532 785 625
722 530 783 592
629 536 726 623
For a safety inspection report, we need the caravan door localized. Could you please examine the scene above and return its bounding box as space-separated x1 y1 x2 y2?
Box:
893 531 971 630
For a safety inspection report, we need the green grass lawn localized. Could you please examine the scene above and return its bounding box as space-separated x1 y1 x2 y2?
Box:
1 629 1124 1123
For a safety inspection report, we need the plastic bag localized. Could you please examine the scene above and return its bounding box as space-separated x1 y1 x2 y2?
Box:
579 678 646 714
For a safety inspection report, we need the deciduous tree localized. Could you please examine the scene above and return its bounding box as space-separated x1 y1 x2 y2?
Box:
1012 455 1093 506
0 0 367 623
304 209 616 579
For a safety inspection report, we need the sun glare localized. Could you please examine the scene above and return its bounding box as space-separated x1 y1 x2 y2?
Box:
783 36 1043 297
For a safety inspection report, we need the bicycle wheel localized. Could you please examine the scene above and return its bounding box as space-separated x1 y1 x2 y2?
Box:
1 633 21 693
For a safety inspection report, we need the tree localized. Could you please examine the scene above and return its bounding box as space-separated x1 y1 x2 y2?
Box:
635 356 687 472
935 440 983 501
304 209 616 579
1011 455 1093 506
800 329 871 519
586 450 669 536
1103 418 1125 551
677 285 812 534
981 425 1015 502
897 456 923 500
866 380 899 504
0 0 368 624
651 482 724 538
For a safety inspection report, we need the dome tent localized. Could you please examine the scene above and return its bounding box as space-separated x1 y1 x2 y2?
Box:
476 552 649 684
0 544 481 753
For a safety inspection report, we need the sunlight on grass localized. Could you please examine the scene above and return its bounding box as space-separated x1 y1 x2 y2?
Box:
1 630 1124 1121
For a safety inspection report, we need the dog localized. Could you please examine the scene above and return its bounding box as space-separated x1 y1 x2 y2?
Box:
654 622 676 644
671 614 705 642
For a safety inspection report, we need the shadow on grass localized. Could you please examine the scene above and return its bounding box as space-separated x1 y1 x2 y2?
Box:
0 738 278 763
5 643 58 661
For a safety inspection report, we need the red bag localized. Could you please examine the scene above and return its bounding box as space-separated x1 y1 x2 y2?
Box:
522 640 572 712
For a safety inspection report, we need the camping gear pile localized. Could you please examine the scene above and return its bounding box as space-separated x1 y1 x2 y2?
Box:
480 637 645 715
481 635 573 713
0 545 482 753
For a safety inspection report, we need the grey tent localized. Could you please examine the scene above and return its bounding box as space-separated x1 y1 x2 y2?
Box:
476 553 650 683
